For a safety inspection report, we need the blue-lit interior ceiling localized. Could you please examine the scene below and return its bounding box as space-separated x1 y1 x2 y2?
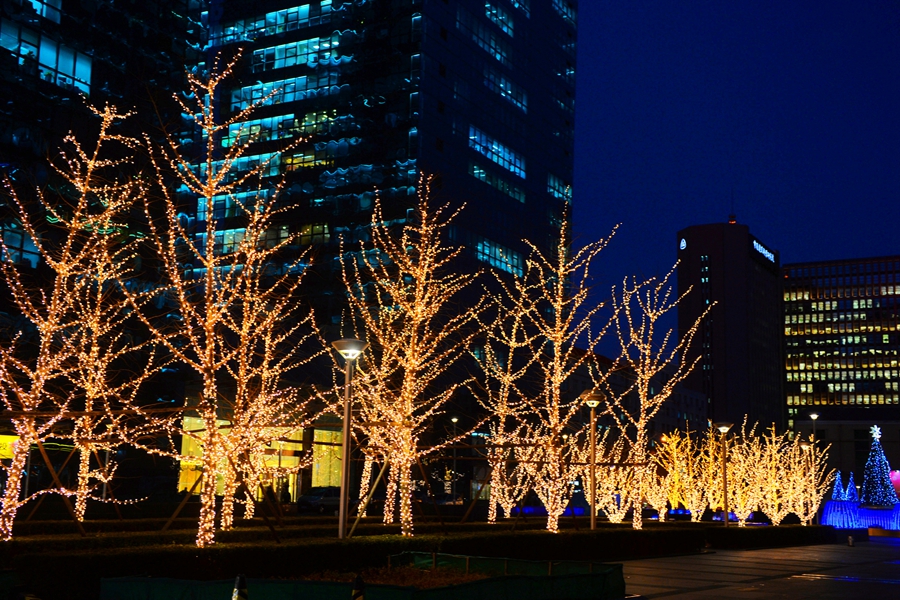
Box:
194 0 576 280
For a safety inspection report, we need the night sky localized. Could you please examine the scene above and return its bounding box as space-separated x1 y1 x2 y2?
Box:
572 1 900 288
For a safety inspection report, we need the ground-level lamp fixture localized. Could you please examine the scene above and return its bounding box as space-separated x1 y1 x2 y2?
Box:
332 338 368 540
581 391 605 530
714 422 733 527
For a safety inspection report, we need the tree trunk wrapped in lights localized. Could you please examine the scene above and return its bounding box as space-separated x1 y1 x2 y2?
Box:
0 106 158 538
757 426 792 526
598 266 709 530
474 271 538 523
726 422 764 526
787 435 833 525
654 429 707 522
487 215 615 533
130 55 325 547
341 181 483 537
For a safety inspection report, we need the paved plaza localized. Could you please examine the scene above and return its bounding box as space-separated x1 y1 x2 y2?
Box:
621 539 900 599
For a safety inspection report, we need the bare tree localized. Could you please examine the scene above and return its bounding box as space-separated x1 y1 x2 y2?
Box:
598 266 709 529
0 106 153 537
341 182 482 537
131 55 325 547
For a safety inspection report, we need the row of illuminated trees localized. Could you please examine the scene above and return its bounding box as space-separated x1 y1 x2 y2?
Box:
0 61 832 547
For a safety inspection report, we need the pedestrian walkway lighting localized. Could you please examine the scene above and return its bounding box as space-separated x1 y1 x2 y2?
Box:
581 391 605 530
332 338 368 539
714 422 733 527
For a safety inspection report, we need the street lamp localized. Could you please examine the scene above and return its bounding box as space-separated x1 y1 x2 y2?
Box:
581 391 605 530
714 422 733 527
451 416 459 500
799 439 813 524
332 337 368 540
809 412 819 443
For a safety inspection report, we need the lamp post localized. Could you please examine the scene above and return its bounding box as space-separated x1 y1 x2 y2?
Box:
714 422 733 527
451 416 458 499
581 391 604 530
809 412 819 443
332 337 368 540
799 440 813 524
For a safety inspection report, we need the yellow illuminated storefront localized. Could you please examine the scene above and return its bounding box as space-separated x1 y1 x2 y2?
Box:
0 435 19 460
177 417 341 500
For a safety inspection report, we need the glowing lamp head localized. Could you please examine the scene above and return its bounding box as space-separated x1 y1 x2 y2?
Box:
580 390 604 408
810 412 819 421
332 338 368 360
714 422 733 434
799 440 811 451
451 416 458 423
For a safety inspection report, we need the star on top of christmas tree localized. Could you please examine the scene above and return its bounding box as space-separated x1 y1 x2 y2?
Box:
871 425 882 440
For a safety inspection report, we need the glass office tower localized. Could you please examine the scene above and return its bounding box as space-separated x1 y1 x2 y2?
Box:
198 0 577 318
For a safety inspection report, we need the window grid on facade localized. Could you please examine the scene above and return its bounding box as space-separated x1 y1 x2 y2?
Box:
0 19 91 94
211 1 334 46
474 236 523 276
783 257 900 408
299 223 330 245
483 66 527 112
547 173 571 201
485 2 514 36
508 0 530 18
469 162 525 202
552 0 577 27
251 33 347 73
468 125 525 178
456 7 510 66
230 73 342 112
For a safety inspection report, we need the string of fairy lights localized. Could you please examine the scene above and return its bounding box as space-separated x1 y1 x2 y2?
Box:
0 60 838 546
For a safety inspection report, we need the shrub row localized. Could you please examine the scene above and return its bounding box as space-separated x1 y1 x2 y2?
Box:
4 523 836 600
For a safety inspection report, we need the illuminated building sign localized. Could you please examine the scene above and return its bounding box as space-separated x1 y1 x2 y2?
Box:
753 240 775 263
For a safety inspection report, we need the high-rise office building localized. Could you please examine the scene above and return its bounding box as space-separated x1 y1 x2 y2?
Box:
676 219 784 429
1 0 202 175
198 0 577 318
783 255 900 425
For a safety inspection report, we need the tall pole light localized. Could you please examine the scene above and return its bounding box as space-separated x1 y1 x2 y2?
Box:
714 422 733 527
799 440 813 524
809 412 819 443
332 338 368 540
582 391 605 530
451 416 459 499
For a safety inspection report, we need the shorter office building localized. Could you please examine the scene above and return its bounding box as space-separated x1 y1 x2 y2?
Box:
677 219 784 429
783 256 900 429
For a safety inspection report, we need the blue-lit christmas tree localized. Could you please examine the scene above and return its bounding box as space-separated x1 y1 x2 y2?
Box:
831 471 846 501
846 472 859 502
860 426 899 506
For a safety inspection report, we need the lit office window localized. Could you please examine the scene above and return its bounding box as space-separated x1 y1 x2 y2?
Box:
483 66 527 112
212 1 334 45
547 173 572 201
251 32 351 73
508 0 530 17
457 7 510 65
468 125 525 178
1 222 40 268
0 19 91 94
299 223 330 245
552 0 577 27
485 2 513 36
474 236 523 276
230 73 342 111
469 162 525 203
28 0 61 23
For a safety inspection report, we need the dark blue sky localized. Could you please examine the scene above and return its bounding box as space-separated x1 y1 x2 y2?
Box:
573 1 900 286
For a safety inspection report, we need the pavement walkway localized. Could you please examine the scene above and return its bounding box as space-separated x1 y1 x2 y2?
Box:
621 539 900 599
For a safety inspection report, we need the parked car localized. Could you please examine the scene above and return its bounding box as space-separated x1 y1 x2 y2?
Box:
297 486 341 513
